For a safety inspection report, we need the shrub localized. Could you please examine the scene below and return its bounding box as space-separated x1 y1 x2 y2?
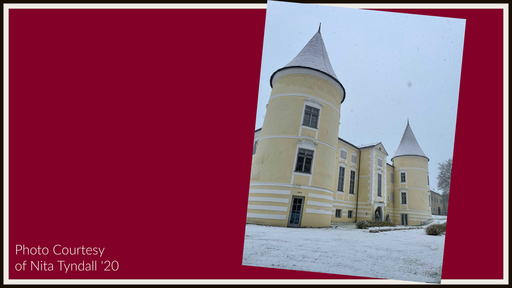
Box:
356 220 370 229
356 220 396 229
425 223 447 235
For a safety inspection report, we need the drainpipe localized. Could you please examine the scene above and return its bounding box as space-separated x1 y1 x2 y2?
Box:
355 149 361 222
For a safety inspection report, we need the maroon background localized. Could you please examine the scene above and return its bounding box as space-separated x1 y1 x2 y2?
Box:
8 9 504 280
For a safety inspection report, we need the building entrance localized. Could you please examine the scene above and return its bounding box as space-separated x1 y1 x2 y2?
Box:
375 206 383 221
288 196 305 228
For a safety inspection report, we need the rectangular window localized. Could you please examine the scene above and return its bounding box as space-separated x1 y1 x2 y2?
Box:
351 154 357 164
401 192 407 204
295 148 314 174
340 150 347 160
429 194 431 206
400 172 406 183
302 105 319 129
253 140 258 155
378 158 383 167
401 214 408 225
348 210 353 218
391 192 394 203
335 209 341 218
337 167 345 192
377 174 382 197
427 175 429 185
390 173 394 184
349 171 356 194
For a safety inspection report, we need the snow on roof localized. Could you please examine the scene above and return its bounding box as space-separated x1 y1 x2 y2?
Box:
359 142 381 148
270 28 341 87
392 122 429 161
282 30 338 81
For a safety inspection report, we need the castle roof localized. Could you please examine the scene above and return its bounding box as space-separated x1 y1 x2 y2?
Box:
270 26 344 102
392 121 429 161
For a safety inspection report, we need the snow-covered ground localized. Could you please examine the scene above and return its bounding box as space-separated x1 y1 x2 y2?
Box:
243 218 447 283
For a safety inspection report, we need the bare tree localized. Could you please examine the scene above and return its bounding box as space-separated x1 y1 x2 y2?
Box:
437 158 452 214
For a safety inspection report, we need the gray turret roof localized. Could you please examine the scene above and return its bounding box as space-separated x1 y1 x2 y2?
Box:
270 27 344 99
392 121 429 161
282 30 338 80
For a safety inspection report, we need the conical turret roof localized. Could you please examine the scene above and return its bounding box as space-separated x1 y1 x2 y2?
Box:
392 121 429 161
269 26 344 102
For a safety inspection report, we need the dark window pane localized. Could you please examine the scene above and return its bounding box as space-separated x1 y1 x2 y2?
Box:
311 116 317 128
296 156 304 171
303 114 310 126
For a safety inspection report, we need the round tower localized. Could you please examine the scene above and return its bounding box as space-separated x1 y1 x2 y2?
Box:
391 121 432 225
248 26 345 228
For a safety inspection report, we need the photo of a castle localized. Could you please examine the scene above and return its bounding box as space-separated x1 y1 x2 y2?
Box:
243 2 465 283
249 27 433 227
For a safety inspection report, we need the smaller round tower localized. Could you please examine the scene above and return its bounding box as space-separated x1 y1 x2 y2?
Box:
391 121 432 225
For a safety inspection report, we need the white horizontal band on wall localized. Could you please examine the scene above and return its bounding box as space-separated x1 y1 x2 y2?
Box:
332 203 357 208
390 209 432 215
248 197 289 203
307 201 333 208
269 93 341 115
247 205 288 212
258 135 337 153
249 189 291 195
307 193 333 201
250 182 334 195
305 208 332 215
247 213 286 220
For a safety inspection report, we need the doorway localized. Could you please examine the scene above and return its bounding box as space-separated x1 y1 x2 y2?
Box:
374 206 383 221
288 196 305 228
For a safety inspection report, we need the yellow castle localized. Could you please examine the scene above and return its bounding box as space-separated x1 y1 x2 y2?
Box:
248 27 432 227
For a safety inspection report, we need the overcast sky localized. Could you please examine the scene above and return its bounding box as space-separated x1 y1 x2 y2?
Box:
254 1 466 191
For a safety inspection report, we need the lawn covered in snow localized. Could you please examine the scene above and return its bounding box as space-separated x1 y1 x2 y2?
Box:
242 219 447 284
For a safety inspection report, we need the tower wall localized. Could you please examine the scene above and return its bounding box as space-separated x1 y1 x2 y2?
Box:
248 72 343 228
391 156 432 225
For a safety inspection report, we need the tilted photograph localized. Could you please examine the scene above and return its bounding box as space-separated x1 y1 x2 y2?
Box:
243 1 465 284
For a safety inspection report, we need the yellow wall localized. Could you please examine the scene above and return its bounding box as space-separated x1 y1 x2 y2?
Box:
248 72 342 228
391 156 432 225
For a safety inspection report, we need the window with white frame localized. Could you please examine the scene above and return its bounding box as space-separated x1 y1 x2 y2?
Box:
337 166 345 192
295 148 314 173
377 174 382 197
349 170 356 194
340 149 347 160
400 172 406 183
302 105 319 129
378 157 383 167
253 140 258 155
390 173 394 184
401 192 407 204
348 210 353 218
335 209 341 218
351 153 357 164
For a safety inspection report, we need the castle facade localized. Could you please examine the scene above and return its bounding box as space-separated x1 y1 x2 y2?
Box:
248 28 432 227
